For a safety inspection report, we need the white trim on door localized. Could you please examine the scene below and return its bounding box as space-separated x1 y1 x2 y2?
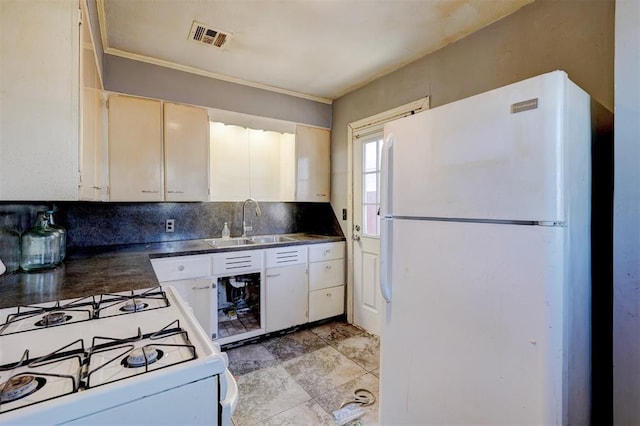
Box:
345 97 430 325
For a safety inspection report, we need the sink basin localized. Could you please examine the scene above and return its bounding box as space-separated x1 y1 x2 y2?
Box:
203 235 295 248
250 235 295 244
203 237 254 248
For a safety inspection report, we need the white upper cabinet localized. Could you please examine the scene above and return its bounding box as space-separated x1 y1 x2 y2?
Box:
209 123 250 201
79 0 105 201
164 102 209 201
249 129 291 201
209 123 295 201
295 125 330 202
107 95 209 201
0 0 102 201
108 95 164 201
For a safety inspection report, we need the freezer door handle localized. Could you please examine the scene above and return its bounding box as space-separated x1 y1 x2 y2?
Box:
380 218 392 303
380 134 393 218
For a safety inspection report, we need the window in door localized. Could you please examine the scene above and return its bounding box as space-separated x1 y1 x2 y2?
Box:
362 134 383 237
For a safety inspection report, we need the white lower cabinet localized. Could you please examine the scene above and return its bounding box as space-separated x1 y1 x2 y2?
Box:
309 285 345 322
166 278 216 340
308 242 346 322
265 246 308 333
150 241 344 342
265 264 308 332
150 255 216 340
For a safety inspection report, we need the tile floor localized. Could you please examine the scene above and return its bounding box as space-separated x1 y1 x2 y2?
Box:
226 321 380 425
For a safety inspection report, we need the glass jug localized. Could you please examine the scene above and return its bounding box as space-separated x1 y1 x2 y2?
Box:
46 210 66 261
20 212 61 271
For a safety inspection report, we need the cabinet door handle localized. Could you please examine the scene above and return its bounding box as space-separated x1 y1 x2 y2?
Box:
141 190 160 193
192 285 211 290
177 265 185 271
91 186 103 190
167 190 185 194
266 274 280 278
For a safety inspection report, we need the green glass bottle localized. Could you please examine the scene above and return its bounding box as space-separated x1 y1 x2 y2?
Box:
20 212 60 271
46 210 66 261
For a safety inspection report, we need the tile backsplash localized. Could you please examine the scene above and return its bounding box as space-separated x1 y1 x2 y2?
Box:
0 202 342 249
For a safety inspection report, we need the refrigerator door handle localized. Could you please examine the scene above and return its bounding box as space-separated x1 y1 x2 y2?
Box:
380 218 392 303
380 134 393 218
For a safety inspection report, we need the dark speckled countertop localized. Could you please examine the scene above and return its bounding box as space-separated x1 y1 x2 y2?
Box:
0 233 344 309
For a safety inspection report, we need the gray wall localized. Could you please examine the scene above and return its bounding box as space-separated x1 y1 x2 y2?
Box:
104 55 331 129
614 0 640 424
331 0 614 234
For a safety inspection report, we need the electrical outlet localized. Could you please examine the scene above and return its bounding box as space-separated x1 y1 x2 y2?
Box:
165 219 175 233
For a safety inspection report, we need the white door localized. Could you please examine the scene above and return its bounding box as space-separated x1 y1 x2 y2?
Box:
352 131 384 335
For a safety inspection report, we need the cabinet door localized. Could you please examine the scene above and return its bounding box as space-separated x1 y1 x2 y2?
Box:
0 0 80 200
108 95 163 201
164 103 209 201
79 0 104 201
209 123 250 201
249 129 282 201
265 264 308 332
167 278 215 340
296 125 330 202
280 133 296 201
309 285 345 322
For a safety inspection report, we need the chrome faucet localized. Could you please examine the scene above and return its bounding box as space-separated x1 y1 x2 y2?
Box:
242 198 262 237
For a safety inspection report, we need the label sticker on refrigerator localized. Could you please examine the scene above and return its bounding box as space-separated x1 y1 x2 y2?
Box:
511 98 538 114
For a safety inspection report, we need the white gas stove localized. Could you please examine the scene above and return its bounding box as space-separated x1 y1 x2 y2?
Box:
0 286 237 425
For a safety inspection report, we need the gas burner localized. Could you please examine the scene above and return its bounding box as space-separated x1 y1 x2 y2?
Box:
0 375 45 403
119 299 148 313
96 287 169 318
34 312 72 327
122 346 164 368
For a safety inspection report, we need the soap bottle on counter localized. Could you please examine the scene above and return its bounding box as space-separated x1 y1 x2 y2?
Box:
20 212 61 271
221 222 231 240
46 210 66 261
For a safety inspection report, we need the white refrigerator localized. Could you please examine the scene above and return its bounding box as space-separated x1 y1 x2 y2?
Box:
379 71 595 425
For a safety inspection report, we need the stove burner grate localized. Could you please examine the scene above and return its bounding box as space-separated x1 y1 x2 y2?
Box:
0 375 45 403
85 319 196 388
0 295 96 336
96 287 169 318
0 341 83 413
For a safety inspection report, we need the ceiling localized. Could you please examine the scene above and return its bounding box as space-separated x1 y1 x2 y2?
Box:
98 0 533 103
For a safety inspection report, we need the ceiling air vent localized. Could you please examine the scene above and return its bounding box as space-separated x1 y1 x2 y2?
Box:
188 21 231 48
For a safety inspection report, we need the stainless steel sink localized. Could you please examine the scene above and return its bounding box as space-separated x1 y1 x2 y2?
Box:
203 237 254 247
203 234 296 248
250 235 295 244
